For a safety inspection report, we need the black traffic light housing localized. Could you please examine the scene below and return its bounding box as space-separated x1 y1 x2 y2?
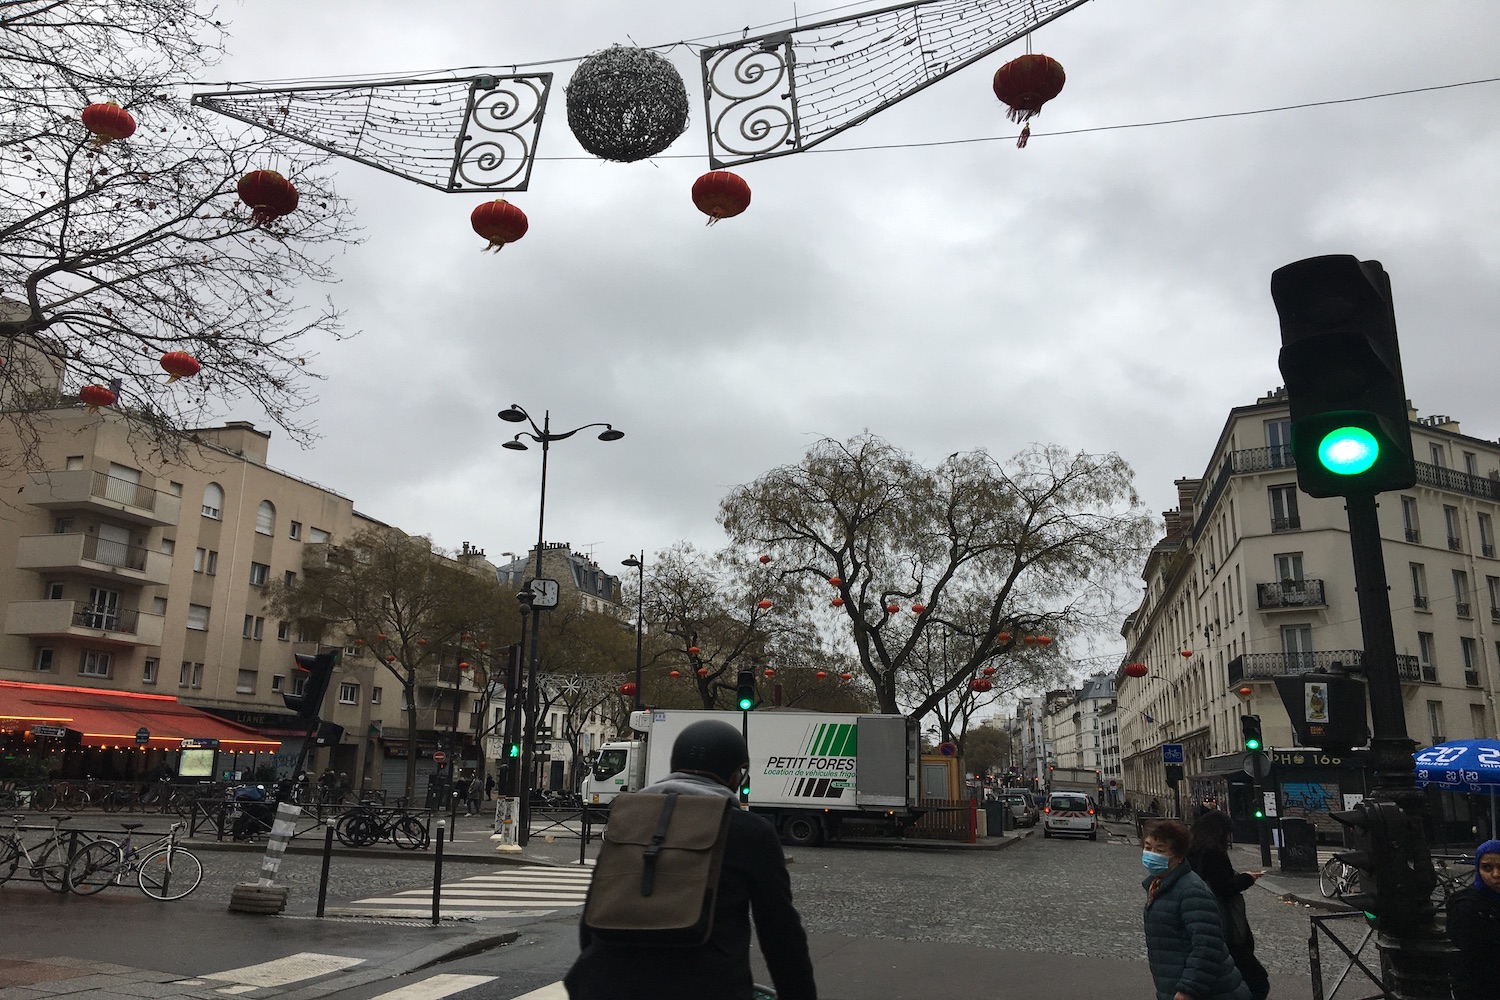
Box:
1330 799 1437 933
1271 255 1416 498
283 651 338 720
1239 714 1264 752
735 669 757 712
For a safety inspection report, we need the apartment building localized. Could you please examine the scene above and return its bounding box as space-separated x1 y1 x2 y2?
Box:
1117 389 1500 840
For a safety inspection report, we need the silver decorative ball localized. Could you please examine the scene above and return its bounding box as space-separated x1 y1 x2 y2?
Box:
566 46 689 163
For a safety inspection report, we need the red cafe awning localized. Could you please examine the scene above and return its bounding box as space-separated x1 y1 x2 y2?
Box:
0 680 280 752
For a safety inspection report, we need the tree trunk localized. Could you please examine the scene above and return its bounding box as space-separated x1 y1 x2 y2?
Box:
403 687 418 802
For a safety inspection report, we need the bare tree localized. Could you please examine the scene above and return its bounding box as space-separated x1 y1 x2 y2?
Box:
0 0 358 460
719 433 1154 717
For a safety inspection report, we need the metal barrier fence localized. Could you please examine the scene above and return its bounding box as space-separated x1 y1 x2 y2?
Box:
182 797 433 846
0 820 130 887
1308 911 1387 1000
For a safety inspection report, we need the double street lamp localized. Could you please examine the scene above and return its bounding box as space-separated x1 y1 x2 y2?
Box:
498 404 623 845
621 552 645 711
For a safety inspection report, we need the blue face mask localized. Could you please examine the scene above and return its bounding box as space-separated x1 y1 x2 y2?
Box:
1142 850 1172 874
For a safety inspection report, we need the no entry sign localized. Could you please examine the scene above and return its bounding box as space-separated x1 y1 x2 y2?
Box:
432 750 447 764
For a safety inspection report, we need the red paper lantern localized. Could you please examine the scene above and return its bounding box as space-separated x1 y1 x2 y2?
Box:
815 671 827 680
831 597 845 608
762 668 776 679
982 665 997 676
237 170 299 225
417 639 428 646
462 633 473 641
619 682 637 696
1124 662 1148 678
997 632 1012 642
691 171 752 224
969 677 993 693
886 603 900 614
697 667 708 677
757 599 773 610
828 576 842 587
375 633 387 640
1036 636 1052 646
840 672 853 681
385 654 396 663
79 384 116 412
478 641 488 648
458 661 471 670
758 554 772 564
1180 649 1194 658
159 351 200 383
1021 635 1037 645
354 639 364 646
81 102 136 146
669 670 681 679
470 198 528 252
991 53 1066 148
911 604 926 614
688 646 700 657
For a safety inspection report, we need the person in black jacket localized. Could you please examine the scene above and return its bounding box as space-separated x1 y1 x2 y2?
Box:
564 720 818 1000
1187 810 1270 1000
1448 838 1500 1000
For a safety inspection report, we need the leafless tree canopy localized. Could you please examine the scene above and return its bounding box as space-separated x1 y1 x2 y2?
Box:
0 0 359 456
719 433 1154 718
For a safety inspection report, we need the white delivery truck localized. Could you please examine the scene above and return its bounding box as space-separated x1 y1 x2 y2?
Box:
582 708 921 846
1047 766 1103 800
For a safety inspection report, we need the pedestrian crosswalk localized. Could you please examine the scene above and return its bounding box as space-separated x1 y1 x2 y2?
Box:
331 863 596 919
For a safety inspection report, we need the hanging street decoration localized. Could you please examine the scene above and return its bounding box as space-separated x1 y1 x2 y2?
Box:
1124 662 1149 678
79 385 116 412
81 102 136 147
691 171 751 224
237 169 299 225
698 0 1086 168
193 73 554 193
470 198 529 252
969 677 994 693
566 46 689 163
159 352 201 383
991 52 1066 147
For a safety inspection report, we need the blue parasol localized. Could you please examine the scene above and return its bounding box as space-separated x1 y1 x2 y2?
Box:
1415 738 1500 836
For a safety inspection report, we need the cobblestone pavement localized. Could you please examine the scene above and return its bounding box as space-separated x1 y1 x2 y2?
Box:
783 829 1314 976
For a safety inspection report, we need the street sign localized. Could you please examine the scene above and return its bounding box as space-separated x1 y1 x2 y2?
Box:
135 727 150 744
30 724 67 738
1161 743 1185 764
1242 752 1273 778
180 738 219 749
534 742 552 751
432 750 447 764
937 741 958 757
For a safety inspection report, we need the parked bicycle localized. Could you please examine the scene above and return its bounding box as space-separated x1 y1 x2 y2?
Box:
0 814 79 892
1319 855 1362 899
334 802 428 850
66 821 202 900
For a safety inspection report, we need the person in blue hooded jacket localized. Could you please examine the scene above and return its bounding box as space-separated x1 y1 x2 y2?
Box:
1141 819 1252 1000
1447 838 1500 1000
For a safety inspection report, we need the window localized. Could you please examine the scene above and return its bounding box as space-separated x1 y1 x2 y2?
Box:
193 548 217 575
289 521 302 540
1428 700 1446 744
1410 563 1429 611
1454 570 1472 617
78 650 111 677
236 670 257 694
1418 632 1437 678
34 648 53 672
186 604 210 631
1490 576 1500 621
1269 486 1300 532
45 581 65 600
1401 496 1420 543
343 644 361 657
1464 451 1479 477
1472 704 1488 740
338 682 359 705
242 615 264 640
255 500 275 536
151 596 167 615
1274 553 1305 583
271 674 284 693
53 517 74 534
282 571 297 589
64 455 84 470
201 482 223 519
277 620 291 641
168 481 183 496
1264 419 1292 466
1445 505 1463 550
143 658 158 684
297 625 317 643
371 687 382 705
1430 443 1447 468
308 527 330 543
1480 513 1495 558
249 562 269 586
179 662 203 688
291 674 306 696
1462 638 1480 687
160 538 175 555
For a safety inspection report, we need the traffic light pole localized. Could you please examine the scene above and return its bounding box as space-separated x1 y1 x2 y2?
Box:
1344 491 1450 1000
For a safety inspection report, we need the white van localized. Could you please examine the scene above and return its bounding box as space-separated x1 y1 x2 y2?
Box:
1042 791 1098 840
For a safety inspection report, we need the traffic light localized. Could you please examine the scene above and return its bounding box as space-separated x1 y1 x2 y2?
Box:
283 651 338 719
1331 800 1437 933
1271 255 1416 498
1239 714 1263 752
735 669 757 711
506 741 521 759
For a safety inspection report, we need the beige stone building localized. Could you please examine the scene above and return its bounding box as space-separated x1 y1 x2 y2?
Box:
1118 389 1500 842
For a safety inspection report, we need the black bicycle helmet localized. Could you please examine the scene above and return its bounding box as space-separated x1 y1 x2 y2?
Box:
670 720 748 783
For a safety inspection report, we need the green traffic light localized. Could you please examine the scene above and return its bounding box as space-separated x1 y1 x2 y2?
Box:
737 696 753 711
1254 808 1265 819
1317 426 1379 476
1245 737 1262 751
507 743 520 758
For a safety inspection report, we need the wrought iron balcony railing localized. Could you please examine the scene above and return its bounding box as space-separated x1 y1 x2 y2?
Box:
1449 536 1463 551
1457 603 1472 618
1255 579 1325 610
72 602 141 634
1406 529 1420 543
1413 595 1429 610
1466 670 1482 688
1271 516 1301 533
1228 649 1429 685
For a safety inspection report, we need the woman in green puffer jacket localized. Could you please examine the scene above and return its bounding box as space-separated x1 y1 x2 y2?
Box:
1141 819 1252 1000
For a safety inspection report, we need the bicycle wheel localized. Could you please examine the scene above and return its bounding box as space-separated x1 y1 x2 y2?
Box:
0 835 21 885
34 843 71 893
137 847 202 900
1318 858 1341 898
391 815 428 851
67 841 123 895
58 784 86 811
30 787 58 812
334 812 367 847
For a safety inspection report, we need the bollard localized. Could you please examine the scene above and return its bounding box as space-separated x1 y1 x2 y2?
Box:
431 821 445 925
316 825 333 917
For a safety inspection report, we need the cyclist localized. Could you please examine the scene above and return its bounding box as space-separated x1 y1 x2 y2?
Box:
564 720 817 1000
231 783 272 841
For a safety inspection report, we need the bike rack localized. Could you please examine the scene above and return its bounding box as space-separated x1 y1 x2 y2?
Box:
1309 911 1389 1000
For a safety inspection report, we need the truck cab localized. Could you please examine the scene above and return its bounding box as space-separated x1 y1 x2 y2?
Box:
581 740 640 805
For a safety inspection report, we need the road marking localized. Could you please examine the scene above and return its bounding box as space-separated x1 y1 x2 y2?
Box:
204 952 365 987
511 984 568 1000
367 974 496 1000
338 867 594 918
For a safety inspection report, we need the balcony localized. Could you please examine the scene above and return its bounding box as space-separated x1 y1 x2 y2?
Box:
1457 603 1472 619
15 533 171 586
1466 670 1482 688
1448 536 1463 551
5 600 165 647
1228 649 1429 685
1414 595 1429 611
1416 463 1500 502
1492 606 1500 622
1485 544 1497 558
26 470 180 527
1405 529 1421 544
1255 579 1326 611
1271 516 1301 533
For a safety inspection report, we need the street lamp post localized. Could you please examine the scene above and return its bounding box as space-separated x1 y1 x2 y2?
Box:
621 552 645 711
498 404 623 847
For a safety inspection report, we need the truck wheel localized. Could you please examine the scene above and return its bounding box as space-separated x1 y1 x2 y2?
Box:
782 813 823 848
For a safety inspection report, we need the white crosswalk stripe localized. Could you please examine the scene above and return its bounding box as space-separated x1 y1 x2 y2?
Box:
332 864 596 919
367 973 497 1000
511 984 568 1000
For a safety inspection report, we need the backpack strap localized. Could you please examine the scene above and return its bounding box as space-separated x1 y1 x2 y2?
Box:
639 792 679 897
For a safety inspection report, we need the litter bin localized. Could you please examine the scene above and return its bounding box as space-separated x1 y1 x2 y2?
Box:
1278 817 1318 872
982 801 1012 833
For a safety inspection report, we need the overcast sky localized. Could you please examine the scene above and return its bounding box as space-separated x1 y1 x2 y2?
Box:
207 2 1500 613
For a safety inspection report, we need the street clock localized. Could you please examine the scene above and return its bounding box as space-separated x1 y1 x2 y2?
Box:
527 577 560 609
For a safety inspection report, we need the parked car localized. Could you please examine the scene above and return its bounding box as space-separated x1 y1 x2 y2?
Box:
1001 791 1039 827
1042 791 1098 840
